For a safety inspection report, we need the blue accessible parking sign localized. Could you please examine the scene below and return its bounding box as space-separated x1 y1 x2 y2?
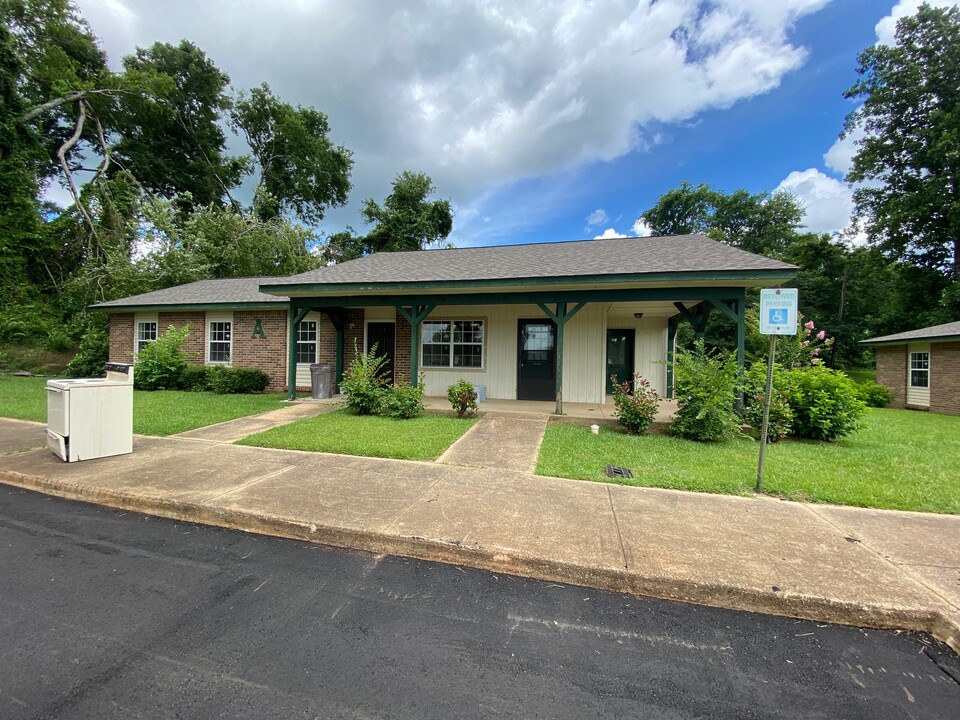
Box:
759 288 798 335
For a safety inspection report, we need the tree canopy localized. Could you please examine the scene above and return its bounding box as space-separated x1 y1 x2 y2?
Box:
844 2 960 278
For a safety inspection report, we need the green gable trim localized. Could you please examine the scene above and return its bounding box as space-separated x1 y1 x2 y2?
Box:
91 302 287 313
260 268 796 296
861 335 960 346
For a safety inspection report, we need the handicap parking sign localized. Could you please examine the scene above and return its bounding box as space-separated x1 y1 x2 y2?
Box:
759 288 798 335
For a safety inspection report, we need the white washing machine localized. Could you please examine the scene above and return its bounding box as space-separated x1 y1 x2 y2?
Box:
46 362 134 462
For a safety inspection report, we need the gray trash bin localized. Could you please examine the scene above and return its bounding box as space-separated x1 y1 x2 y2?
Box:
310 363 335 399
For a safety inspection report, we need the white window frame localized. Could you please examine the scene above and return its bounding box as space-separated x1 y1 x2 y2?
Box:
134 314 158 356
206 312 233 365
909 350 930 389
420 319 485 370
296 319 318 365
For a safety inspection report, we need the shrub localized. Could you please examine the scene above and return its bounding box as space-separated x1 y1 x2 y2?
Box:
340 341 390 415
66 327 109 378
779 366 867 441
854 379 893 408
134 325 189 390
208 366 270 394
743 363 793 442
670 342 741 442
179 364 212 392
611 373 660 435
447 379 479 418
383 381 425 419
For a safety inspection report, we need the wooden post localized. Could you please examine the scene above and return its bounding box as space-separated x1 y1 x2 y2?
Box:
395 304 436 388
287 303 311 401
536 301 586 415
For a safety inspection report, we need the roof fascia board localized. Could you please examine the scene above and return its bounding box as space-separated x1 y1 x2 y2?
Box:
861 335 960 346
260 269 797 296
90 302 287 313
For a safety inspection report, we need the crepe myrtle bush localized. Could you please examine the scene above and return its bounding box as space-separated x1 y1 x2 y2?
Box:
134 325 190 390
743 363 794 442
447 379 479 418
670 341 742 442
383 375 426 419
779 366 867 441
610 373 661 435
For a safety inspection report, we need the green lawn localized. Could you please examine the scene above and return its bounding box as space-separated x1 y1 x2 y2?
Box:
0 374 288 436
537 408 960 515
238 408 478 461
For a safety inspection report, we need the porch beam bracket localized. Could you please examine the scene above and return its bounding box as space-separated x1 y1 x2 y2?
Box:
666 315 682 399
537 301 587 415
395 303 436 388
707 298 739 323
287 303 312 400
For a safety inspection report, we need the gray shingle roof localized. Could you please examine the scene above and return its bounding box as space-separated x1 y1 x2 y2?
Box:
262 234 796 289
91 276 289 309
861 320 960 345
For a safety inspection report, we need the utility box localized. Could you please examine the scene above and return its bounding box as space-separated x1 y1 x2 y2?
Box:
475 384 487 402
310 363 335 399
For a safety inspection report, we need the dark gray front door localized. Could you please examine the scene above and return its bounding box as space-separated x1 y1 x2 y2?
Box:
518 319 556 401
605 329 635 394
366 322 395 383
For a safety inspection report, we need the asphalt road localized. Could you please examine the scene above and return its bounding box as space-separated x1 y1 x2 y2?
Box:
0 485 957 720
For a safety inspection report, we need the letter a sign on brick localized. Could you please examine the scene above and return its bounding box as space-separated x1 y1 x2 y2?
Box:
251 319 267 339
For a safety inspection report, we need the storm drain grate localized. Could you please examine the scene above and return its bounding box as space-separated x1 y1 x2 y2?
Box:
605 464 634 479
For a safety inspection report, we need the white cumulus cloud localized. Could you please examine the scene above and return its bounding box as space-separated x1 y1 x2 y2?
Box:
585 208 610 227
874 0 959 46
594 228 628 239
776 169 853 235
632 218 654 237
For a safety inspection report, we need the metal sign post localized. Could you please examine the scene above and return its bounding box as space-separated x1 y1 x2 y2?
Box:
756 288 798 492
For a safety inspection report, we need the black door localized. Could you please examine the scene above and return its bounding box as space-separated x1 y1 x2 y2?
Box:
366 322 396 383
605 329 636 394
518 319 556 401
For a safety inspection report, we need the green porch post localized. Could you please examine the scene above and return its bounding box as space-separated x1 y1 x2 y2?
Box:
735 289 746 413
537 301 586 415
335 327 344 388
396 304 436 388
666 316 680 399
319 308 347 390
287 301 311 401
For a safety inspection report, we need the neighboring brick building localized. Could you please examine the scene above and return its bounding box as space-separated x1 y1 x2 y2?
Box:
863 320 960 416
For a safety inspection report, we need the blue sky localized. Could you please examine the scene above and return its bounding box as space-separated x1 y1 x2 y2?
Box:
70 1 958 248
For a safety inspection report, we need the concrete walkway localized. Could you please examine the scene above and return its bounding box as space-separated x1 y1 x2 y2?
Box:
1 416 957 655
174 398 340 443
437 412 548 472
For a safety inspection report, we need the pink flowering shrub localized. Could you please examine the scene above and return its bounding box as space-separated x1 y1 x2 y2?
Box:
611 373 661 435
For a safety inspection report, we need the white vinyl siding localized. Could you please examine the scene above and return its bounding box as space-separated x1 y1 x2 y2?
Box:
294 312 327 388
417 303 668 404
907 343 931 407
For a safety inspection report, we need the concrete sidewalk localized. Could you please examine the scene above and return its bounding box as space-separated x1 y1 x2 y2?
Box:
1 417 957 654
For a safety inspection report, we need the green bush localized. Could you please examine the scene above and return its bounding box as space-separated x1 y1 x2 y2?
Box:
447 379 479 418
208 366 270 394
66 327 109 378
383 381 425 419
179 364 212 392
340 341 390 415
779 366 867 441
854 379 893 408
743 363 793 442
670 342 741 442
134 325 189 390
611 373 660 435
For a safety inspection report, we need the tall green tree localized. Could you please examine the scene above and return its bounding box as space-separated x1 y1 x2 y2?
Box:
639 182 804 259
326 171 453 262
112 40 246 207
843 3 960 278
231 84 352 224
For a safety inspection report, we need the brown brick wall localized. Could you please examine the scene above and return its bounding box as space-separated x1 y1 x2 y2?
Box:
395 310 412 385
344 309 365 372
930 341 960 415
232 310 287 392
875 345 907 409
108 314 135 364
157 312 206 365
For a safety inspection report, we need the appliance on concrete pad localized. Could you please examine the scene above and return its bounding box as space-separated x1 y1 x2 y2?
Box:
46 362 134 462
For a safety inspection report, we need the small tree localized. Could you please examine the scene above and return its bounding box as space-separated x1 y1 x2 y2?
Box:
134 324 189 390
340 341 390 415
670 342 741 442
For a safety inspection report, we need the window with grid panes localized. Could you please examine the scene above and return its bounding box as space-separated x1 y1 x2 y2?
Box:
421 320 483 368
136 321 157 354
208 321 232 363
297 320 317 364
910 351 929 388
